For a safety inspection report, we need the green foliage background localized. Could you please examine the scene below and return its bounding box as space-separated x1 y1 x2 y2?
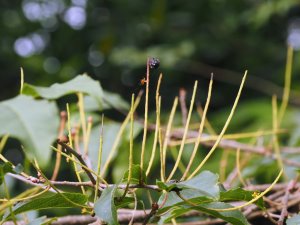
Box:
1 1 300 223
1 0 300 105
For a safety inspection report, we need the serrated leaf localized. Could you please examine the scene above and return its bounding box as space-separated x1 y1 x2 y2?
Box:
122 164 146 184
161 202 249 225
0 95 59 167
287 214 300 225
0 162 14 185
94 185 119 225
9 192 87 217
220 188 264 209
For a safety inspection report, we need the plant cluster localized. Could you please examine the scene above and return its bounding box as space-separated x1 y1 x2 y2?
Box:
0 51 300 225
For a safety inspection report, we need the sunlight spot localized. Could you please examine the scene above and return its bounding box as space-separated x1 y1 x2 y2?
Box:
287 18 300 50
63 6 86 30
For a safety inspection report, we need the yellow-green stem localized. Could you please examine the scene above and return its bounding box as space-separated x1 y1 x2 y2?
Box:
188 71 247 179
196 104 216 135
0 135 9 154
167 81 198 182
51 146 107 184
140 58 150 171
161 97 178 182
20 67 24 94
278 45 293 125
146 74 163 176
101 92 142 176
67 104 86 194
211 169 283 212
181 77 213 180
94 115 104 202
272 95 284 172
122 94 135 199
146 97 161 176
236 148 246 186
77 93 88 156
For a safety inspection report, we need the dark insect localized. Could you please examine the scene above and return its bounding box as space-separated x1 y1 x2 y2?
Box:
149 57 160 69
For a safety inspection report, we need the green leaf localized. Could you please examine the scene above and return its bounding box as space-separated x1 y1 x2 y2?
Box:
83 91 129 111
157 171 220 214
22 74 128 111
115 197 135 209
157 171 219 198
0 95 59 167
10 192 87 217
0 162 14 185
158 191 214 214
122 164 147 184
23 74 103 104
220 188 264 209
287 214 300 225
161 202 249 225
94 185 119 225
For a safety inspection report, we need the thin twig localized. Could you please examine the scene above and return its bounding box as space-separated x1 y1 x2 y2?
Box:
278 180 297 225
179 88 188 126
57 140 96 185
